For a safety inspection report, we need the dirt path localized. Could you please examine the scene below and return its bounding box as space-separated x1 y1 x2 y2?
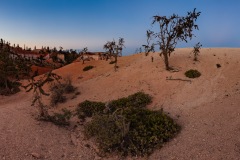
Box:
0 91 97 160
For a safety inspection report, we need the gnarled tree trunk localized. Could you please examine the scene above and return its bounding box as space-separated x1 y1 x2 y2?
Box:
162 51 170 70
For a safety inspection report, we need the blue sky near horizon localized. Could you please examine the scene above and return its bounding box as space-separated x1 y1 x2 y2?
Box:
0 0 240 55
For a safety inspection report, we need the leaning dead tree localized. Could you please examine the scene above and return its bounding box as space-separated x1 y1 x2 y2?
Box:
143 8 201 70
22 71 62 118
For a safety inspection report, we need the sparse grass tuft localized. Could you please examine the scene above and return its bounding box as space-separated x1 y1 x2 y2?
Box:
50 83 66 106
50 78 76 106
48 109 72 126
63 78 75 93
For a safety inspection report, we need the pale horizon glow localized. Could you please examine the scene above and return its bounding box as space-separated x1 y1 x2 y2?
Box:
1 0 240 55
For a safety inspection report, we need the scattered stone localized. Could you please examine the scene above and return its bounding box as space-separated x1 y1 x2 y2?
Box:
61 153 67 158
216 64 221 68
70 134 78 146
31 152 41 159
85 144 90 148
92 144 100 154
94 156 102 160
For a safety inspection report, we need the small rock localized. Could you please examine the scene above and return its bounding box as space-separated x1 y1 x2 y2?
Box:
94 156 102 160
85 144 90 148
92 145 100 154
71 134 78 146
216 64 221 68
31 152 41 159
61 153 66 158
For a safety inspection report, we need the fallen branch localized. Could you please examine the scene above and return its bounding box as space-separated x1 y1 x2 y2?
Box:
166 76 192 83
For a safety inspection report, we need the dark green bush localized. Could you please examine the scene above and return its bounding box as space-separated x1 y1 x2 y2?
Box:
85 107 180 156
85 115 123 153
83 92 180 157
122 108 180 156
107 92 152 113
185 69 201 78
76 100 105 120
83 65 94 71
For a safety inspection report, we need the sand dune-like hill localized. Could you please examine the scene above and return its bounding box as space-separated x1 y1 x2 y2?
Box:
0 48 240 159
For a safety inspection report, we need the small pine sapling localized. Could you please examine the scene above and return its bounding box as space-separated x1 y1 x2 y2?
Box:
192 42 202 61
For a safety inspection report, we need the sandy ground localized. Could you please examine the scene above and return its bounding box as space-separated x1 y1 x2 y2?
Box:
0 48 240 160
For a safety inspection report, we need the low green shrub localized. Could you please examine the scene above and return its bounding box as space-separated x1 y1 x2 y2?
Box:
83 92 180 157
76 100 105 120
83 65 94 71
85 107 180 156
84 115 123 153
122 108 180 156
107 92 152 113
185 69 201 78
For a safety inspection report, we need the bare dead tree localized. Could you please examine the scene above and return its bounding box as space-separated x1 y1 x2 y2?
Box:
143 8 201 70
103 38 125 71
80 47 88 64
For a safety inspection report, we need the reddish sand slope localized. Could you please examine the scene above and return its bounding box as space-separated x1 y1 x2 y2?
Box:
0 48 240 160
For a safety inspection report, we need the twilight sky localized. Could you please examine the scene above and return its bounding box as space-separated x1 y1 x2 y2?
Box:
0 0 240 55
